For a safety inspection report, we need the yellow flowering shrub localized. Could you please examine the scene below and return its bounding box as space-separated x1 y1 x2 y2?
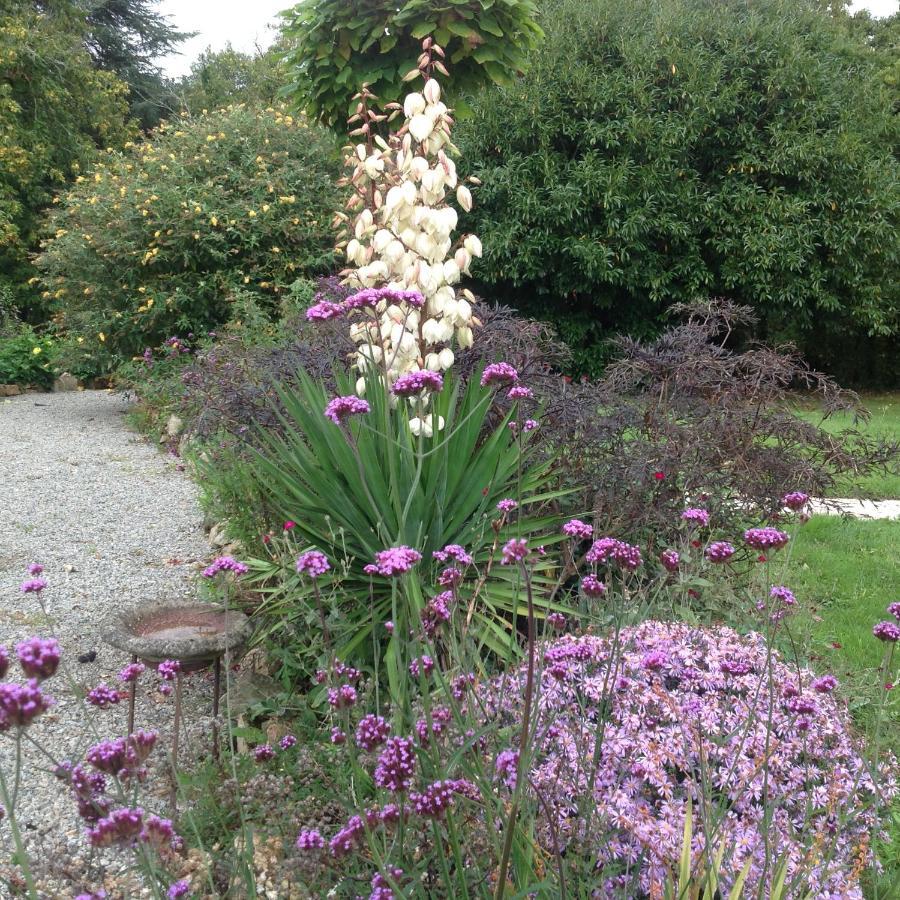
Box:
35 105 341 362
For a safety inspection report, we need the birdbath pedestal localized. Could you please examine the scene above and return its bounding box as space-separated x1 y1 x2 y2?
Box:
103 603 253 795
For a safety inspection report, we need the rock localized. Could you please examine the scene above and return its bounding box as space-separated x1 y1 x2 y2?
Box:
165 414 184 439
0 384 21 396
52 372 80 392
208 522 229 548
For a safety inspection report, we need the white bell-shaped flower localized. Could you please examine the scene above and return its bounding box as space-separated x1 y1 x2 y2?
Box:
403 92 427 118
463 235 482 258
423 79 441 105
408 114 433 143
456 185 473 212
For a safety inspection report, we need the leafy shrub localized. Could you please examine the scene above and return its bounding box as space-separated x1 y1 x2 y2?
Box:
35 104 342 366
280 0 543 128
455 0 900 380
0 2 133 315
0 325 56 387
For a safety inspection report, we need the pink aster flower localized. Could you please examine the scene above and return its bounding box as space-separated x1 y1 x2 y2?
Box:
480 362 519 387
324 395 370 425
296 550 330 579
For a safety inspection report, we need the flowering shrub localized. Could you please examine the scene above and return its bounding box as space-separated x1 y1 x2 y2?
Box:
35 104 341 363
480 622 895 896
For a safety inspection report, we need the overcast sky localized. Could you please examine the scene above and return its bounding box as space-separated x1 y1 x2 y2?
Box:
156 0 899 79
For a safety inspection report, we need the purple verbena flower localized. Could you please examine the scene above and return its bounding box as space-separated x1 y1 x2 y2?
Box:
523 419 539 431
495 748 519 789
324 395 370 425
409 655 435 678
887 602 900 622
166 880 190 900
306 300 344 321
391 369 443 396
280 734 297 750
157 659 181 681
681 508 710 528
117 662 145 683
254 744 275 763
370 546 421 577
87 807 144 847
873 621 900 642
507 385 533 400
356 714 391 751
562 518 593 540
86 684 123 709
327 684 357 709
660 549 680 572
744 527 790 551
20 578 48 594
27 564 44 576
547 612 566 630
812 674 838 694
433 544 473 565
201 555 249 578
782 491 809 511
501 538 528 565
374 737 416 792
0 679 53 730
705 541 735 563
16 637 60 680
296 550 330 579
296 827 326 850
141 814 176 850
480 362 519 387
581 575 606 598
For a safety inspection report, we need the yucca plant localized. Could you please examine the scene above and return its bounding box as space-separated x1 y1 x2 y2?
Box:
241 365 571 688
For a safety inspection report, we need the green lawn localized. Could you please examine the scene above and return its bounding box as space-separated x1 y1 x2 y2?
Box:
792 392 900 499
784 515 900 896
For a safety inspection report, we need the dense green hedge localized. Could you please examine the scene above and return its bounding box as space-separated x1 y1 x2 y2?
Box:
35 105 341 367
455 0 900 380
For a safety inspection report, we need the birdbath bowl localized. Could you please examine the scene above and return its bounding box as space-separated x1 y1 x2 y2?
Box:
104 602 253 672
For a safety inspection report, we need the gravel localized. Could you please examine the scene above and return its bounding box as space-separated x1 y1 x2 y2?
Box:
0 390 217 897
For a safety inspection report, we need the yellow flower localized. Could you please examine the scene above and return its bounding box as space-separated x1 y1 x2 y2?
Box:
210 216 218 227
98 332 106 342
278 195 295 204
271 247 281 253
32 346 42 355
77 337 84 344
247 210 256 217
261 204 270 213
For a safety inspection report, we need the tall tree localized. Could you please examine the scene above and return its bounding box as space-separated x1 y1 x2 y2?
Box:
78 0 191 128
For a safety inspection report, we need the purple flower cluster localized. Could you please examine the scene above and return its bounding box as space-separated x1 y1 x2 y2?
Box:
500 538 528 565
296 550 330 578
433 544 473 566
585 537 618 564
495 748 520 789
546 612 566 630
391 369 443 396
782 491 809 510
408 655 434 678
681 507 710 527
0 679 53 730
20 578 47 594
117 662 145 683
507 385 533 400
744 527 790 550
409 779 478 819
496 498 518 513
480 362 519 387
254 744 275 763
580 575 606 598
86 684 123 709
16 637 60 679
873 621 900 642
0 645 7 679
157 659 181 681
476 621 894 896
356 714 391 751
367 546 422 577
888 601 900 621
328 684 358 709
280 734 298 750
296 827 326 850
373 737 417 792
562 518 593 540
201 555 249 577
308 287 425 321
27 563 44 575
324 395 370 425
659 549 680 572
87 807 144 847
167 881 190 900
705 541 735 563
421 591 452 637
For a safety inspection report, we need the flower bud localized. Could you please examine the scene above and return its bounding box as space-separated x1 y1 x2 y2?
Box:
456 185 473 212
408 114 433 143
442 259 461 285
438 347 455 370
457 326 474 348
356 377 367 396
463 235 482 258
425 352 441 371
403 92 427 118
423 79 441 105
346 238 362 263
455 248 471 273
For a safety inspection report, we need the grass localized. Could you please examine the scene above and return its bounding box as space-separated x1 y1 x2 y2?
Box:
784 515 900 897
792 392 900 499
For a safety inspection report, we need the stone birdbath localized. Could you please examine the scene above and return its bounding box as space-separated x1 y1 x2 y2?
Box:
103 602 253 785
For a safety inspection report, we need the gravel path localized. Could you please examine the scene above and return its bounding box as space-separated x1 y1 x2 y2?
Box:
809 498 900 520
0 390 214 897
